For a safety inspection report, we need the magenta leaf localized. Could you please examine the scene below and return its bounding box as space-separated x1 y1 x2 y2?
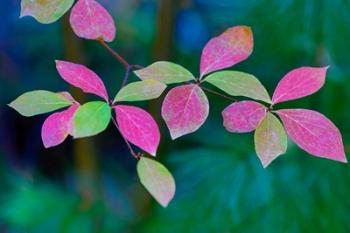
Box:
161 84 209 139
222 101 267 133
41 104 79 148
56 60 108 101
272 67 329 104
276 109 347 163
114 105 160 156
69 0 116 42
200 26 253 78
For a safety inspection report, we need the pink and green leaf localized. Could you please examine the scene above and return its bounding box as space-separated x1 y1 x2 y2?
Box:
114 105 160 156
276 109 347 163
20 0 74 24
41 104 79 148
204 71 271 103
8 90 73 117
200 26 253 78
254 112 287 168
56 60 109 101
114 80 167 103
222 101 267 133
137 157 176 207
69 0 116 42
73 101 111 138
134 61 196 84
161 84 209 139
272 67 329 104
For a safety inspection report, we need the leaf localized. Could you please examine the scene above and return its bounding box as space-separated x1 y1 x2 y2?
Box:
114 80 167 103
20 0 74 24
73 101 111 138
114 105 160 156
134 61 196 84
204 71 271 103
276 109 346 163
200 26 253 78
137 157 176 207
254 112 287 168
57 91 77 103
69 0 116 42
272 67 329 104
8 90 73 117
56 60 109 101
41 104 79 148
222 101 267 133
161 84 209 139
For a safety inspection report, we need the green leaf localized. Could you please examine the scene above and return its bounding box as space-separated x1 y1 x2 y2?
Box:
73 101 111 138
8 90 73 117
254 112 287 168
20 0 75 24
204 71 272 103
134 61 196 84
114 80 167 103
137 157 176 207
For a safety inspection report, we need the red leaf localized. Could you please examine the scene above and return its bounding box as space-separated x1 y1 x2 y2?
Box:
272 67 328 104
114 105 160 156
200 26 253 78
161 84 209 139
69 0 116 42
276 109 347 163
56 60 108 101
222 101 266 133
41 104 79 148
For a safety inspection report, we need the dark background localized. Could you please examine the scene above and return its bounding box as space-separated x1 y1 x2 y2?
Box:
1 0 350 232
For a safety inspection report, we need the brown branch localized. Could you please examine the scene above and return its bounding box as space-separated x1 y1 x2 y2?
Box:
201 86 238 102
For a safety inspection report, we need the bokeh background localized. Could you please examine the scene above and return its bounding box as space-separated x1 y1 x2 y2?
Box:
1 0 350 232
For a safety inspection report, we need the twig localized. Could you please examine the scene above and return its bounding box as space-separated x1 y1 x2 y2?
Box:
201 86 238 102
111 116 141 160
97 38 129 68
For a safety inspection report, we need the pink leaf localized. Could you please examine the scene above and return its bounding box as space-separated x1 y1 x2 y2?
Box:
41 104 79 148
161 84 209 139
56 60 108 101
69 0 116 42
222 101 267 133
276 109 347 163
114 105 160 156
200 26 253 78
272 67 329 104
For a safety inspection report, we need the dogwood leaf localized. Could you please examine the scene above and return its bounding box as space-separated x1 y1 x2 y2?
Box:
276 109 346 163
200 26 253 78
41 104 79 148
137 157 175 207
114 105 160 156
70 0 116 42
254 112 287 168
161 84 209 139
204 71 271 103
20 0 74 24
134 61 196 84
272 67 329 104
222 101 267 133
8 90 73 117
114 80 166 103
73 101 111 138
56 60 109 101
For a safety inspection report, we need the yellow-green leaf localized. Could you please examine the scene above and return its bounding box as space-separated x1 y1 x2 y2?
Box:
137 157 176 207
8 90 73 117
20 0 75 24
204 71 271 103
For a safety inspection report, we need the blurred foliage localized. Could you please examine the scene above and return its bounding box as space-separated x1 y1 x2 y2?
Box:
1 0 350 232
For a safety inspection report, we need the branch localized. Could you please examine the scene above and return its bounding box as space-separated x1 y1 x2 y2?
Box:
97 38 129 68
111 116 141 160
201 86 238 102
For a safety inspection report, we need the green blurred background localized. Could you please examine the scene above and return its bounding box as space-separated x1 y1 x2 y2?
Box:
1 0 350 232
